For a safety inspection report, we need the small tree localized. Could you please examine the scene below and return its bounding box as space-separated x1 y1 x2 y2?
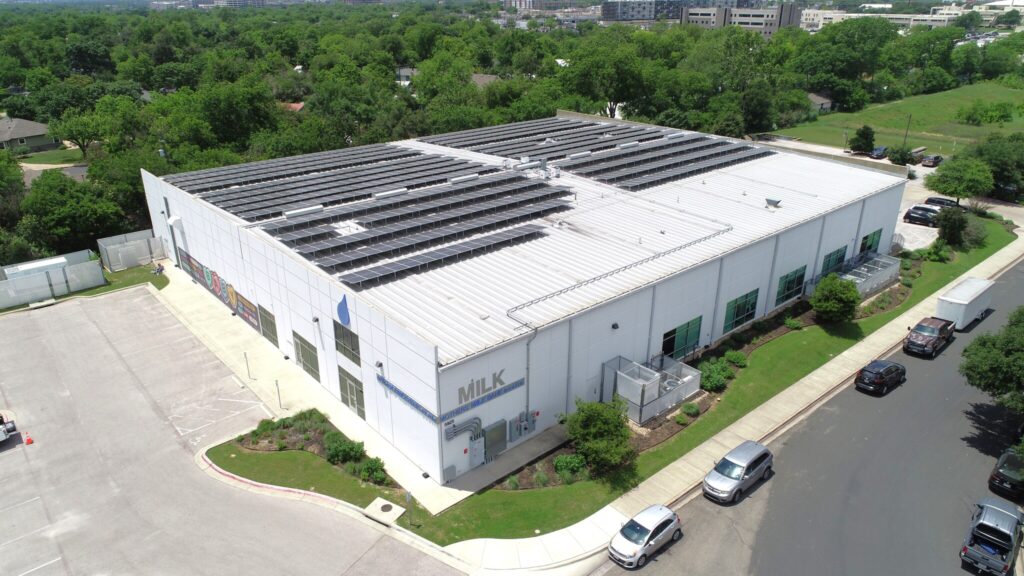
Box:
48 110 102 160
886 145 914 166
564 397 636 477
925 157 994 205
810 273 861 323
848 125 875 153
936 207 968 246
994 9 1021 26
960 306 1024 414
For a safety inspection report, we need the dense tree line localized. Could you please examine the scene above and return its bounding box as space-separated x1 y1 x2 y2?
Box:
0 4 1023 263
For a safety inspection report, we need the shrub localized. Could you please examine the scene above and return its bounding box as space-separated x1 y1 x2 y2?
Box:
751 320 770 333
674 412 690 426
324 432 365 465
724 349 748 367
886 146 914 166
699 357 732 392
907 169 917 180
554 453 587 476
255 418 278 437
303 433 311 442
276 440 287 451
937 208 968 246
533 470 550 487
564 398 637 476
505 475 520 490
901 277 914 288
681 402 701 418
900 259 912 271
277 430 286 440
558 469 576 485
810 273 861 323
360 457 388 485
920 239 952 262
236 434 245 443
848 125 875 153
345 461 361 476
784 316 802 330
963 216 989 249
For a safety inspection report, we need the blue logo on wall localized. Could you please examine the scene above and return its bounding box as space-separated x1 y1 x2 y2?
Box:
337 296 351 327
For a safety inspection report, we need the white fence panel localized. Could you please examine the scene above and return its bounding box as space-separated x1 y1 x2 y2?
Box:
0 259 106 309
66 260 106 292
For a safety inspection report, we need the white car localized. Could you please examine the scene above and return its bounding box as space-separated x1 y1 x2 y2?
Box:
608 504 681 569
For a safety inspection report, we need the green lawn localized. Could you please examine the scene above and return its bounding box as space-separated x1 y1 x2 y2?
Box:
0 265 168 314
775 83 1024 155
20 147 84 165
207 219 1016 546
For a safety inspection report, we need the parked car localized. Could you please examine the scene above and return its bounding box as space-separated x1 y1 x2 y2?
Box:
869 146 889 159
903 206 939 227
925 196 963 211
921 155 944 167
960 496 1024 575
990 450 1024 500
903 317 955 358
854 359 906 395
0 413 15 444
702 440 773 504
608 504 682 569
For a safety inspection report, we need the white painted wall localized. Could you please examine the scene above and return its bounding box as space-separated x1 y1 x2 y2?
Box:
711 237 775 341
857 183 904 255
767 219 823 310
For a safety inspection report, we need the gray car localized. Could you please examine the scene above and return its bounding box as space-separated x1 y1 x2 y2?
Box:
702 440 773 503
608 504 682 569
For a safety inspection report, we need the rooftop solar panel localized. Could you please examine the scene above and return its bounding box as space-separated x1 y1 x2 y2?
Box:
616 148 775 191
421 118 587 148
339 225 546 288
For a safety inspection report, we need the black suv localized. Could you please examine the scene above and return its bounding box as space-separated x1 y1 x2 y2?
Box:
903 206 939 227
925 196 966 212
854 359 906 395
990 450 1024 499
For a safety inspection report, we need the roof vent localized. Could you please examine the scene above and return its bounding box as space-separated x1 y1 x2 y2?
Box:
374 188 407 199
617 141 640 149
448 174 479 185
666 131 687 139
283 205 324 219
568 151 592 159
766 198 782 209
542 137 558 144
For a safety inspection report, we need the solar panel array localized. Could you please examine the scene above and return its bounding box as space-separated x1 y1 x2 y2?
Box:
339 225 545 288
193 152 497 222
556 133 775 191
420 117 665 162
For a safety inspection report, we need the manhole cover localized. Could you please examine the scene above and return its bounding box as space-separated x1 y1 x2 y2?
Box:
380 503 393 512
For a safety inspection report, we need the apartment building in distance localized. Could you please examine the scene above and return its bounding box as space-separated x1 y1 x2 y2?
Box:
600 0 800 37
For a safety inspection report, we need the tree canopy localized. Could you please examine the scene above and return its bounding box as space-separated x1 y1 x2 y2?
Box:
960 306 1024 414
924 157 995 203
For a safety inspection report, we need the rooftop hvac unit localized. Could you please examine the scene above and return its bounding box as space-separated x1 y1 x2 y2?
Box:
283 205 324 219
448 174 479 184
374 188 408 199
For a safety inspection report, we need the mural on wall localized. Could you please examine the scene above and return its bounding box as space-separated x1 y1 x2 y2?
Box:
178 248 259 331
337 295 351 326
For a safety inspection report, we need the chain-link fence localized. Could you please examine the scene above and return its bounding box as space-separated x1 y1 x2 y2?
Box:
97 230 164 272
0 251 105 309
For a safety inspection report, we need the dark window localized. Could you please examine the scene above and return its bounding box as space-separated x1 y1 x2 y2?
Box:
724 289 759 333
338 366 365 420
859 229 882 254
293 332 320 382
333 321 360 365
661 316 702 359
775 265 806 306
258 305 278 346
821 247 847 276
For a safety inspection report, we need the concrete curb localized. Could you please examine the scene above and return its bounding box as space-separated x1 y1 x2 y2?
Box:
193 437 473 574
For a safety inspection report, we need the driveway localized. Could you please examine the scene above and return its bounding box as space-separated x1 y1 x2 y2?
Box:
0 288 461 576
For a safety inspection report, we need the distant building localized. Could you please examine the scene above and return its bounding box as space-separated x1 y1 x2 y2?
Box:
858 3 892 9
601 0 743 21
677 4 802 38
973 0 1024 23
808 93 832 114
801 9 957 30
0 117 59 153
213 0 265 7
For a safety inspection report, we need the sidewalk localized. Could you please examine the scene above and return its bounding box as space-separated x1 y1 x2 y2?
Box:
147 268 473 514
445 229 1024 575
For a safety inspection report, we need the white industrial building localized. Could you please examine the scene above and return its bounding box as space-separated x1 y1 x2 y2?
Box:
142 115 904 485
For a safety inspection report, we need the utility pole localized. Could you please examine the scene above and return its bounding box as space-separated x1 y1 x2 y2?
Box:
902 113 912 148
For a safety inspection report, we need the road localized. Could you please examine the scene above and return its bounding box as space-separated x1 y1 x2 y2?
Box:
0 288 461 576
598 258 1024 576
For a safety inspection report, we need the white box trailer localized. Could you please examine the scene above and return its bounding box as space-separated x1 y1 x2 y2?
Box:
936 277 995 330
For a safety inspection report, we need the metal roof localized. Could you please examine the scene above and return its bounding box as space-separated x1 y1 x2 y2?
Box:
161 117 904 366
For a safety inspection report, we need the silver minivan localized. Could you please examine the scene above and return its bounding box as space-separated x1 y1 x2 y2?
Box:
702 440 773 503
608 504 682 569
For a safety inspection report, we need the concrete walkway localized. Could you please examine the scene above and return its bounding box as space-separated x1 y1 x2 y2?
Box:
446 228 1024 575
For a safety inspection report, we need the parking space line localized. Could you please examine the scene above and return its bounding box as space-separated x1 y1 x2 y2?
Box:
17 557 62 576
0 525 47 548
0 496 40 513
168 403 264 437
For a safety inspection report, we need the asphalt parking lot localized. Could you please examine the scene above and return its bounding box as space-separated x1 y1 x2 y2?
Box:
0 287 461 576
